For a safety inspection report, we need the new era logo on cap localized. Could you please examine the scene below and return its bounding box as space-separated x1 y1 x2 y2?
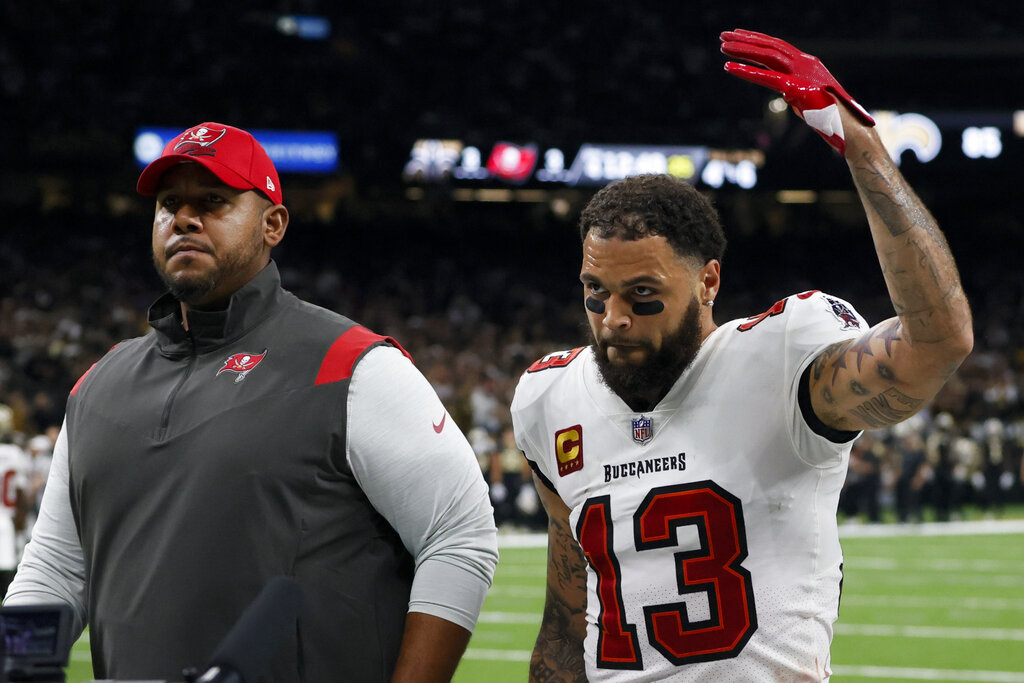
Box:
137 122 283 205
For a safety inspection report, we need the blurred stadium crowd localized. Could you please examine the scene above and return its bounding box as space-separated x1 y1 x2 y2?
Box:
2 187 1022 547
2 5 1023 559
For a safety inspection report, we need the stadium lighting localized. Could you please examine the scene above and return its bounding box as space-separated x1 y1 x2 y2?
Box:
275 15 331 40
776 190 817 204
768 97 788 114
962 127 1002 159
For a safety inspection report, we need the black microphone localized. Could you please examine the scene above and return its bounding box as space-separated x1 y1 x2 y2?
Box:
193 576 303 683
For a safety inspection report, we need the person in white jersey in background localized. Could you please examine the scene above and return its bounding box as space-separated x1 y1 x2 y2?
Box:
0 432 31 597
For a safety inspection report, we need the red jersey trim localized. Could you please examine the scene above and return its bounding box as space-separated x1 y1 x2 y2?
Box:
526 347 585 373
70 342 121 396
315 326 412 386
70 363 97 396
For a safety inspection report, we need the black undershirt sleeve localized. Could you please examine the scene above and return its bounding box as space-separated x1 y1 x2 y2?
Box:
797 362 860 444
524 454 557 493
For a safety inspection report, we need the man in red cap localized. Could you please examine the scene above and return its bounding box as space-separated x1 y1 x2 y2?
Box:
6 123 499 682
136 123 287 312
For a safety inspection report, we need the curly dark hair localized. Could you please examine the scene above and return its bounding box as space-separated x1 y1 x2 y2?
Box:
579 174 727 264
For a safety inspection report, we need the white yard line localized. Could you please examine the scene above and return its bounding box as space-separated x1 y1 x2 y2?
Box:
478 611 1024 641
496 520 1024 549
831 665 1024 682
848 557 1022 572
838 519 1024 538
496 532 547 548
478 611 541 624
840 594 1024 611
852 573 1024 588
464 648 532 662
835 623 1024 641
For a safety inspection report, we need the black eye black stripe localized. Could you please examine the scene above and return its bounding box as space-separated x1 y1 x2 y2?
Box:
632 301 664 316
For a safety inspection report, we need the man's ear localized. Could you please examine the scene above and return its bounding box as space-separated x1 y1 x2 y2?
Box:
263 204 289 248
698 259 721 303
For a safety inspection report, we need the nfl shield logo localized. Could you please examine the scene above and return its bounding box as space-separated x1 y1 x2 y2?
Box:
632 415 653 445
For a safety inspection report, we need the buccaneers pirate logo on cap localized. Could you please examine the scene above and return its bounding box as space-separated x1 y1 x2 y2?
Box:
216 349 268 383
173 126 227 157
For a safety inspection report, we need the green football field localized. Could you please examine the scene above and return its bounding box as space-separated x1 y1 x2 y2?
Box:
63 522 1024 682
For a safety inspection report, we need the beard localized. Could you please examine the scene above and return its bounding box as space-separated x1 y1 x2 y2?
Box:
154 231 264 308
157 261 218 306
592 296 703 409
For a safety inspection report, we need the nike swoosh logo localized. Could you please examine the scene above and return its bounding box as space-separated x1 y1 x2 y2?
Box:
432 412 446 434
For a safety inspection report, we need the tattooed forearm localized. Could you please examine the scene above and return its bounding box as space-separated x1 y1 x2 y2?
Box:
551 518 588 593
849 146 971 348
849 387 924 428
808 118 972 433
531 509 589 682
530 584 588 682
853 149 932 239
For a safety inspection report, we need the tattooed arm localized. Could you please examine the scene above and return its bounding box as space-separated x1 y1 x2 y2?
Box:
809 104 974 432
529 473 589 683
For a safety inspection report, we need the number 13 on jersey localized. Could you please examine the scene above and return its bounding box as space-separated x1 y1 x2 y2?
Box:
576 481 758 670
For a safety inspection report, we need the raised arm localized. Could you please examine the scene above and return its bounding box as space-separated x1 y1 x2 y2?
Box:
809 110 973 431
529 473 589 682
721 29 973 432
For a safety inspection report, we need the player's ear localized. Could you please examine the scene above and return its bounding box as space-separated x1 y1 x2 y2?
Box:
698 259 721 303
263 203 289 248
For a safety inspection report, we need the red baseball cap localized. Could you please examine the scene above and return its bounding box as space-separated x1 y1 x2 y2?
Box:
137 122 283 204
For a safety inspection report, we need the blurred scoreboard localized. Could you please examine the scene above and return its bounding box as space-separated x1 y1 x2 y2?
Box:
403 140 763 190
402 108 1024 193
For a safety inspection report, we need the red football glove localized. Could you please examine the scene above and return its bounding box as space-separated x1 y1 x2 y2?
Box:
720 28 875 155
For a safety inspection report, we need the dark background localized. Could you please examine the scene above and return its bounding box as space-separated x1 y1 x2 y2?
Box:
1 2 1022 439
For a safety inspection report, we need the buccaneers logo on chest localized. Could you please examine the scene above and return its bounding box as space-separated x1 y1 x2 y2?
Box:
216 350 268 383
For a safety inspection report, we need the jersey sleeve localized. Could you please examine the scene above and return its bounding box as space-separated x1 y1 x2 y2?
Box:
778 291 869 465
510 348 594 502
345 346 498 632
3 418 88 638
509 353 578 495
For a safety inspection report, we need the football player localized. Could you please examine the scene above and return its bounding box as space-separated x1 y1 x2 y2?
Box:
512 30 973 681
0 438 31 596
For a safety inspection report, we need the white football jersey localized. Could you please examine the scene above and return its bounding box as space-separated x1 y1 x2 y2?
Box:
0 443 31 569
511 291 868 682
